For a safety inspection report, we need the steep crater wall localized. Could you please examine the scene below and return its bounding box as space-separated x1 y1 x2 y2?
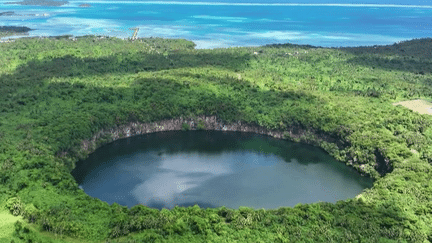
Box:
74 115 387 179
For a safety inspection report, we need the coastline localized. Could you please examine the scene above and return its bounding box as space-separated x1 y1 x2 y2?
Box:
0 32 414 48
0 34 111 43
1 1 431 49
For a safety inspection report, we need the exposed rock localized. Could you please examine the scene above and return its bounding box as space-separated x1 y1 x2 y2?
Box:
79 3 90 7
73 115 374 178
79 116 284 157
374 148 393 176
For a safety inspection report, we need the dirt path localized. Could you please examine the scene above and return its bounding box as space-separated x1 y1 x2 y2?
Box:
392 99 432 115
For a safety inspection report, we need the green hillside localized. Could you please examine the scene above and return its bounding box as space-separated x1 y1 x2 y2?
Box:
1 34 432 242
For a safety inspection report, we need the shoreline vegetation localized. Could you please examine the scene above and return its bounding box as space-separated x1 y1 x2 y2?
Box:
0 34 432 242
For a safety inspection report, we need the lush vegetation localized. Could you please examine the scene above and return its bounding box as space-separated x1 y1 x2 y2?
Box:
1 34 432 242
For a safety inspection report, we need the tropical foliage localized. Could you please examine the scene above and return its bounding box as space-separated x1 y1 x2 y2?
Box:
0 34 432 242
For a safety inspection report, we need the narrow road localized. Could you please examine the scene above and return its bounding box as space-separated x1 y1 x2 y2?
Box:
132 27 139 40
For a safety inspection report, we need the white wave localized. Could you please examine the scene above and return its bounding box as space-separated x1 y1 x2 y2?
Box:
250 30 305 40
192 39 237 49
191 30 407 49
137 10 159 14
27 17 127 38
46 17 122 28
134 25 191 37
256 18 300 23
192 15 248 22
242 30 407 44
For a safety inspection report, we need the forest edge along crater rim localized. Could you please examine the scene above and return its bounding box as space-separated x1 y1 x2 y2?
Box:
70 114 386 179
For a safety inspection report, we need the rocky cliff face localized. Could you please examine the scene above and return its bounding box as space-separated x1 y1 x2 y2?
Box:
76 115 376 178
80 115 281 155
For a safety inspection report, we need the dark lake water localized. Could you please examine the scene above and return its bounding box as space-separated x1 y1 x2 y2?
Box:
71 130 373 210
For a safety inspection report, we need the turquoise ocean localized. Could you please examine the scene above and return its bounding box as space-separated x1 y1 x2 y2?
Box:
0 0 431 49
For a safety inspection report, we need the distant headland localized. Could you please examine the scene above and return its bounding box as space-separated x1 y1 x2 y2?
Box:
0 25 33 39
0 11 15 16
0 11 49 17
4 0 68 6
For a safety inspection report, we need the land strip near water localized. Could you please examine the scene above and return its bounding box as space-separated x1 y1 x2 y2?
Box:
4 0 68 6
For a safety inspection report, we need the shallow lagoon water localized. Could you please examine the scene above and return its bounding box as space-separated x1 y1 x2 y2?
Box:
1 1 431 48
71 131 373 210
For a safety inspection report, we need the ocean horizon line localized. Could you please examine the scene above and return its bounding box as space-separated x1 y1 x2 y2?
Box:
61 1 432 8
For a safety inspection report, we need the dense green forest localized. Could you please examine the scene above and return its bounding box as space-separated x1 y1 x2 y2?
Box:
0 34 432 242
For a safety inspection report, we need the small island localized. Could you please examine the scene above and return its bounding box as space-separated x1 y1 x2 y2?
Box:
0 11 49 17
0 11 15 16
79 3 91 7
0 25 33 38
4 0 68 6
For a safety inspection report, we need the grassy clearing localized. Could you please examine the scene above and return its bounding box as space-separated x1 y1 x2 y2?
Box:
393 99 432 115
0 207 22 242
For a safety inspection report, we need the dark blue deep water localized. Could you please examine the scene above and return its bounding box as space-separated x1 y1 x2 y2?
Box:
1 0 431 48
71 131 373 210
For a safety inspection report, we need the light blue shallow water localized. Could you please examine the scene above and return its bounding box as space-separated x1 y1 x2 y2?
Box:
1 1 431 48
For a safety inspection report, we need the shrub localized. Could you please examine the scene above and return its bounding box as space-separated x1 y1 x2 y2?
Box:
197 120 206 130
190 215 209 235
23 203 40 223
6 197 24 216
163 218 188 235
181 123 190 131
282 131 291 140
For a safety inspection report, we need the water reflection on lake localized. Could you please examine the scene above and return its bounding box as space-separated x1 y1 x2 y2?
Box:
71 131 373 210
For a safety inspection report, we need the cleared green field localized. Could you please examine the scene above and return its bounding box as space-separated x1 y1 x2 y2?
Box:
393 99 432 115
0 208 22 242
